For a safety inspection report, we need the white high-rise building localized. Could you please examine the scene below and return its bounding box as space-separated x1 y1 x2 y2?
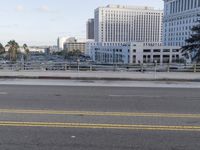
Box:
163 0 200 46
57 37 68 50
94 5 163 43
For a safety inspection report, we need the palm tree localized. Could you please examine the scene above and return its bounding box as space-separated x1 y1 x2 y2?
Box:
6 40 20 61
0 43 5 54
23 44 30 61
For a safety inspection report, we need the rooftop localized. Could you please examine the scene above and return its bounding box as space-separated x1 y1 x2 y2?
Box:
105 4 155 10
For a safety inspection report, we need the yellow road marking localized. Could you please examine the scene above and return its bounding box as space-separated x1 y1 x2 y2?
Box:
0 109 199 118
0 121 199 131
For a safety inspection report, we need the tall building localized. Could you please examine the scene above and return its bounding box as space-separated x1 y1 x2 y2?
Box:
57 37 68 50
86 19 94 39
94 5 163 43
163 0 200 46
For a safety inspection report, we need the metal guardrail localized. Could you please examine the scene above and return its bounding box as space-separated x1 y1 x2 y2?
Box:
0 61 198 72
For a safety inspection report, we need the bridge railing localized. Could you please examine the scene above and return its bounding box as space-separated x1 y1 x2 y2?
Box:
0 61 198 72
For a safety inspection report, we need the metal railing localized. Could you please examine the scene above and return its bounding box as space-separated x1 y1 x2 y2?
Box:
0 61 199 72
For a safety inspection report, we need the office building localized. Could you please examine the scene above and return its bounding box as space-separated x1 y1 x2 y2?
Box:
94 5 163 43
57 37 68 50
86 42 181 64
163 0 200 46
64 37 86 53
86 19 95 39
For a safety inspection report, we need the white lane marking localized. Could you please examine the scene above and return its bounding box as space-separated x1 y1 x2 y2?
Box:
109 95 161 98
0 92 8 95
71 136 76 139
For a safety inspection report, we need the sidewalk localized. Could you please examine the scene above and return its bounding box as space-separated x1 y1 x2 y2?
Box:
0 70 199 81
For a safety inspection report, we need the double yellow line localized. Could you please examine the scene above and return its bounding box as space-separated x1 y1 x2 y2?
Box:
0 109 200 118
0 109 199 131
0 121 200 131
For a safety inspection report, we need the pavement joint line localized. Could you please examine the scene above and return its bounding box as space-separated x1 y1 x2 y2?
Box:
0 121 200 131
0 109 200 118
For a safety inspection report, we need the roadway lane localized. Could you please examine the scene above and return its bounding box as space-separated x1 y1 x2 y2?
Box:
0 84 199 149
0 127 200 150
0 85 199 113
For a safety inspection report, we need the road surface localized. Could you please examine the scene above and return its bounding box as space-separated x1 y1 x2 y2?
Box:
0 81 199 149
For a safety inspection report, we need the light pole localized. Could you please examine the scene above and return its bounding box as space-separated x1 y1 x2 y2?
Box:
77 58 80 72
154 60 157 79
21 53 25 70
113 49 116 71
89 60 92 71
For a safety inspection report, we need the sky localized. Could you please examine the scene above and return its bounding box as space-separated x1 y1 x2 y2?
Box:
0 0 163 46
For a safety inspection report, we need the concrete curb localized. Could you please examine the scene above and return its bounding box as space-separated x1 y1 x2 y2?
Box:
0 75 200 82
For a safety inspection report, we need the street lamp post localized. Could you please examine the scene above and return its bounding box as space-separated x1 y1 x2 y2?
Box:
154 60 157 79
113 49 116 71
89 60 92 71
77 58 80 72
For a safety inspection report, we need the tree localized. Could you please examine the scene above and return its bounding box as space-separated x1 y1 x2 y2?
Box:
73 49 82 57
23 44 30 61
0 43 5 54
65 49 82 62
6 40 20 61
181 20 200 63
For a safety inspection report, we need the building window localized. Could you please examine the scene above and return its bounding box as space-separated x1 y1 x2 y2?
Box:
143 49 151 53
163 55 170 63
153 55 160 63
172 49 179 52
163 49 170 52
132 55 136 63
153 49 161 52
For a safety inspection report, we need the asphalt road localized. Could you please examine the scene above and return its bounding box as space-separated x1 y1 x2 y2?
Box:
0 84 200 149
0 85 200 113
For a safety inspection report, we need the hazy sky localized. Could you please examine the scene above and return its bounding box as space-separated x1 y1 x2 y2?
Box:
0 0 163 46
